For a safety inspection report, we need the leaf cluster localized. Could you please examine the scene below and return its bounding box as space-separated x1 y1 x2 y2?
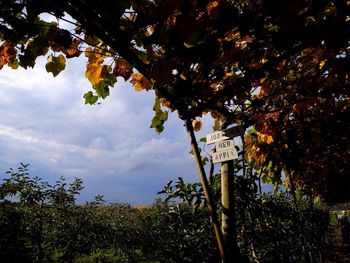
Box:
0 0 349 202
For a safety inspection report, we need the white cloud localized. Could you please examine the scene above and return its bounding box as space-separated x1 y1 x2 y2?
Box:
48 152 64 164
0 56 209 204
89 136 108 149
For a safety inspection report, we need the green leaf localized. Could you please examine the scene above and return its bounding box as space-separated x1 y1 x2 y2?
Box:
150 97 168 133
104 72 117 87
83 91 98 105
7 59 19 69
199 137 207 143
45 54 66 77
150 117 164 133
19 53 36 69
84 34 101 46
94 81 110 99
26 36 49 58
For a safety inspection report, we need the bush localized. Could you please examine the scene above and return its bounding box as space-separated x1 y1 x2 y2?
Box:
0 165 331 263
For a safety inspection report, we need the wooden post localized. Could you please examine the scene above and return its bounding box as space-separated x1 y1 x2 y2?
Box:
184 119 226 261
220 124 249 263
221 160 235 261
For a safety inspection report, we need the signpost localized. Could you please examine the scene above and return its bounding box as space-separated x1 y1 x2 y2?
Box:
212 139 238 163
206 125 244 261
206 131 229 144
212 149 238 164
215 139 235 152
206 127 242 163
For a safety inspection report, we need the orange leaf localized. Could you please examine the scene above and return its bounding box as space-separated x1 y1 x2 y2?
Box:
114 58 133 81
160 98 171 107
192 119 202 132
207 1 220 16
0 57 5 69
86 63 107 86
0 41 16 69
65 39 81 58
256 153 265 166
257 132 274 144
130 73 152 92
85 47 104 64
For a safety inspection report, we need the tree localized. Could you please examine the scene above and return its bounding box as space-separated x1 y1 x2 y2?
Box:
0 163 85 263
1 0 349 260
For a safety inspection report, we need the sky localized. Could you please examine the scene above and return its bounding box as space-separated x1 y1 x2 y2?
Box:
0 55 219 205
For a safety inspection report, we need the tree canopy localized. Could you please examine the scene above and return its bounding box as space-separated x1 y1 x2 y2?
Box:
0 0 349 203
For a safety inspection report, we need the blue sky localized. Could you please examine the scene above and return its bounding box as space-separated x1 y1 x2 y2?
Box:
0 56 218 204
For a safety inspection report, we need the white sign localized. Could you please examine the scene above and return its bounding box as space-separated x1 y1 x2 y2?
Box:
215 140 235 152
212 149 238 163
206 131 229 144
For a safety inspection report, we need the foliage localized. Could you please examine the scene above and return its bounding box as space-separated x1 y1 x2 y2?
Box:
0 166 333 263
1 2 348 259
139 200 218 262
0 164 84 263
0 201 33 262
157 177 204 210
72 249 129 263
0 0 348 202
159 174 331 263
238 192 330 263
0 166 217 262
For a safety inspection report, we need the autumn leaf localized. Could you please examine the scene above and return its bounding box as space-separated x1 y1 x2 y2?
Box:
160 98 171 107
210 111 226 122
212 119 220 131
85 47 104 64
0 57 5 69
0 41 16 69
26 36 50 58
86 63 107 86
192 119 202 132
256 153 265 166
130 73 152 92
257 132 274 144
84 34 101 46
84 47 110 86
45 54 66 77
7 59 19 69
47 27 72 49
65 39 82 58
143 25 155 37
166 14 177 27
114 58 133 81
319 60 326 69
207 1 220 17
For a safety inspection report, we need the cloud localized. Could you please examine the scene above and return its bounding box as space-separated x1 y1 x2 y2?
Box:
0 57 203 204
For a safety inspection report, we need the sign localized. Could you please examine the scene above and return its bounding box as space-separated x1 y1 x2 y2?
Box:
215 140 235 152
212 148 238 164
222 125 244 138
206 131 229 144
